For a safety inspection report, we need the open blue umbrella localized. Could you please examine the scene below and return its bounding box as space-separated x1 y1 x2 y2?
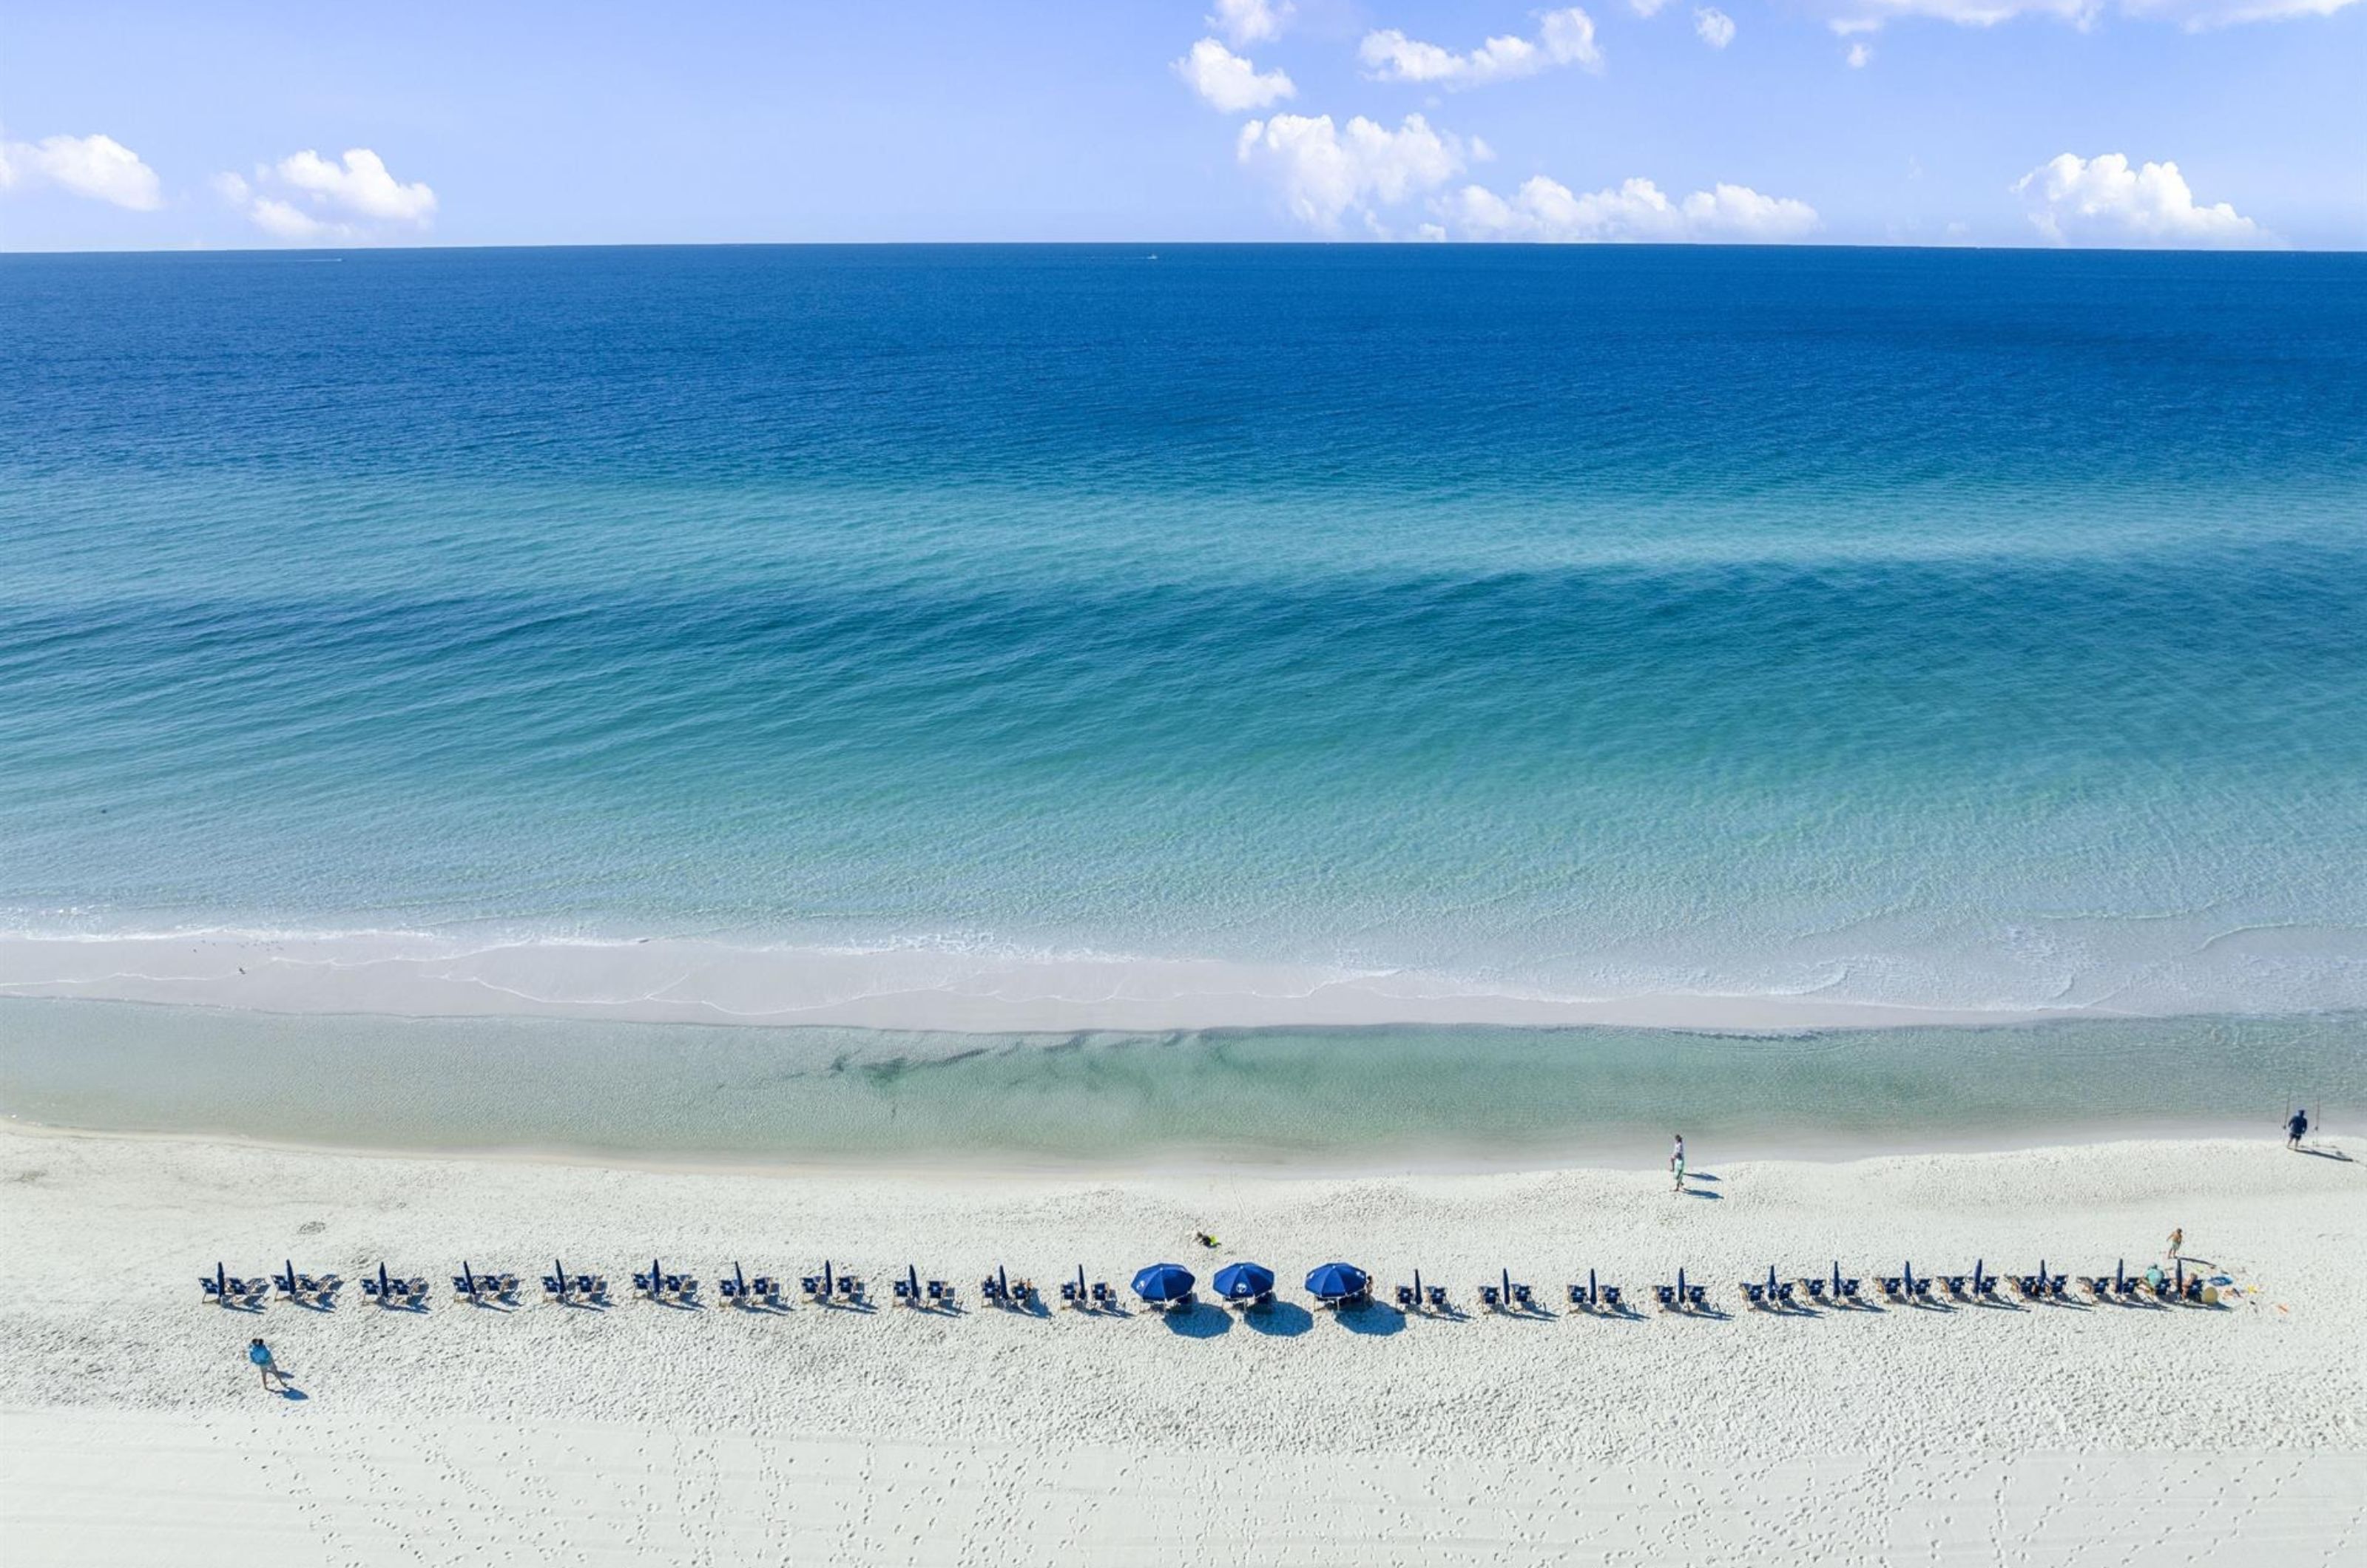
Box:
1212 1262 1274 1301
1132 1263 1195 1302
1305 1262 1368 1301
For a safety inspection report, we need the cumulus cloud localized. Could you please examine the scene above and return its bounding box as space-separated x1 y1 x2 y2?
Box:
1210 0 1292 45
0 132 163 210
1175 38 1297 112
1360 8 1602 89
2013 152 2274 247
215 147 436 241
1237 112 1470 232
1814 0 2352 30
1695 7 1739 44
1447 175 1822 243
274 148 436 222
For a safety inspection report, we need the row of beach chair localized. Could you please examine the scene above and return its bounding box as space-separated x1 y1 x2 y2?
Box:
206 1257 2225 1314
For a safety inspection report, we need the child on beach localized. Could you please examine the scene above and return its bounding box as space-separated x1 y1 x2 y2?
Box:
248 1338 291 1393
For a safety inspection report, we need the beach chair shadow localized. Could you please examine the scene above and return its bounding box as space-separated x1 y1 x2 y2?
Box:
1243 1300 1314 1337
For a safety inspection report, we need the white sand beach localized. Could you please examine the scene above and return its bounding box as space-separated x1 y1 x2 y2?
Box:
1 1126 2361 1564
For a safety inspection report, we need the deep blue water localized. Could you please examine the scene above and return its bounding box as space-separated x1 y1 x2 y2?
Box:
3 246 2364 1021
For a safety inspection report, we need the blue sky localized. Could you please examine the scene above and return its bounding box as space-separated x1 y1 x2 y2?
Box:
1 0 2360 249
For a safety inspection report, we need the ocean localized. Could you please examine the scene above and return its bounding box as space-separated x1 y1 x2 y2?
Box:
1 245 2362 1158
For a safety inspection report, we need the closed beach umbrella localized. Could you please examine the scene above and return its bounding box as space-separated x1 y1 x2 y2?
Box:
1132 1263 1195 1302
1212 1262 1274 1301
1831 1260 1842 1298
377 1261 390 1298
216 1261 228 1299
554 1259 568 1301
1305 1262 1368 1301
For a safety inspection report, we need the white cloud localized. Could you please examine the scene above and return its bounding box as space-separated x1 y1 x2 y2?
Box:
1360 8 1602 89
1447 175 1822 243
0 132 163 210
274 148 436 223
1237 112 1469 231
249 196 340 240
1847 41 1875 62
1209 0 1292 46
1630 0 1672 13
1813 0 2352 31
1174 38 1297 112
2013 152 2275 247
1695 7 1739 44
213 146 436 242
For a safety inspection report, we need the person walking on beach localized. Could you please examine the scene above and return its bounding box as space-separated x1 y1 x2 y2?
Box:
249 1338 291 1393
2166 1227 2183 1263
2286 1107 2309 1149
1671 1134 1686 1193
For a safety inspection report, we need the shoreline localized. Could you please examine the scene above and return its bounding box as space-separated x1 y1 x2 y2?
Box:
0 925 2292 1035
4 1125 2360 1562
8 997 2359 1175
1 1106 2341 1182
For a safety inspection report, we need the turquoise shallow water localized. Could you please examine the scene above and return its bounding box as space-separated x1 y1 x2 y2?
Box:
2 245 2364 1045
2 1001 2359 1167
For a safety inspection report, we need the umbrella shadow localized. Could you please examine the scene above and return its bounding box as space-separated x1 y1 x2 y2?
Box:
1243 1301 1314 1337
1337 1302 1405 1336
1163 1302 1232 1338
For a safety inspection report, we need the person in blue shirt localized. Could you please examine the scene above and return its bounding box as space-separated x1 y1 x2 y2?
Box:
248 1338 291 1392
2286 1108 2309 1150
